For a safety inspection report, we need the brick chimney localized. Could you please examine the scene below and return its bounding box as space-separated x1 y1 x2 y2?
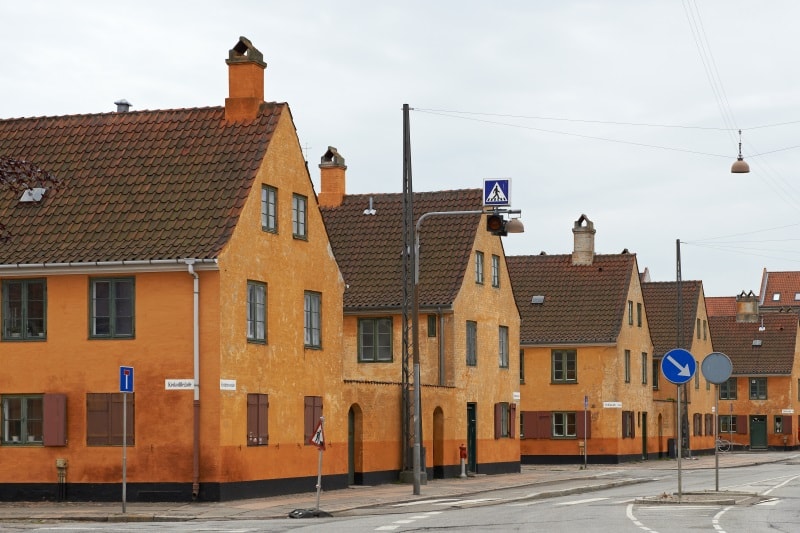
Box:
735 290 760 323
225 36 266 123
572 214 595 266
318 147 347 207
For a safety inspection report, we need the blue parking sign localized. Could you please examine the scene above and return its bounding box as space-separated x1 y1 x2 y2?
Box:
120 366 134 393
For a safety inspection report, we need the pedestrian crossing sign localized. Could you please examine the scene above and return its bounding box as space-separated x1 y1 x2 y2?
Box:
484 179 510 206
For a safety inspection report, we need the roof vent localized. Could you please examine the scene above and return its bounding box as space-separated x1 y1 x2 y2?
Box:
19 187 46 203
531 295 545 305
752 339 762 347
114 99 132 112
363 196 376 215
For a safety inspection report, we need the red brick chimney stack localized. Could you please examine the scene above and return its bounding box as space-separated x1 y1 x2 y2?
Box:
225 36 266 123
318 147 347 208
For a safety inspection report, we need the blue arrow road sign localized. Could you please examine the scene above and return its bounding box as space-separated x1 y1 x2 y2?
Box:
661 348 696 385
120 366 134 393
483 179 510 206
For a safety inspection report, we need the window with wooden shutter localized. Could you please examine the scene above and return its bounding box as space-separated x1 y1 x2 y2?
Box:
737 415 748 434
247 394 269 446
783 415 793 435
576 410 591 439
304 396 323 444
43 394 67 446
86 393 134 446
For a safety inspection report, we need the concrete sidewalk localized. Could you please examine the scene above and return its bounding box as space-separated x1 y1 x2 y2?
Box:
0 451 794 523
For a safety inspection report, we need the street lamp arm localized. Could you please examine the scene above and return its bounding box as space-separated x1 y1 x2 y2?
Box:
414 208 521 284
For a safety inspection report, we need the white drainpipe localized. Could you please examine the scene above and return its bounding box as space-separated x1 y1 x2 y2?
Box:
184 260 201 499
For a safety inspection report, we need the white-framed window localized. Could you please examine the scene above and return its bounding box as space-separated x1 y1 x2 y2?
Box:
466 320 477 366
624 349 631 383
641 352 648 384
553 412 576 437
292 194 307 238
304 291 321 348
499 325 509 368
261 185 277 232
491 254 500 287
246 281 266 342
475 251 484 284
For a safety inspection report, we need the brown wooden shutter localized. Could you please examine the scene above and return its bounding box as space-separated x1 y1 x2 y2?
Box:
43 394 67 446
520 411 535 439
86 394 110 445
737 415 748 434
110 393 134 445
509 403 516 439
783 415 792 435
304 396 323 443
247 395 258 445
494 403 502 439
576 411 591 439
536 411 551 439
259 394 269 444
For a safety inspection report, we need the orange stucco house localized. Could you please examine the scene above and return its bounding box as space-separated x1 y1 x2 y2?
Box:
320 165 521 482
641 279 716 457
509 215 657 463
0 38 347 501
708 291 800 450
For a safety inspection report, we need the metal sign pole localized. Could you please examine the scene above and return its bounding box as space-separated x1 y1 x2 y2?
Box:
676 383 682 500
583 395 588 469
715 386 719 491
122 393 127 513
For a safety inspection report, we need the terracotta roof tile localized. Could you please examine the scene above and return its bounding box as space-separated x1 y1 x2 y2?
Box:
321 189 483 310
641 280 701 355
706 296 737 317
0 104 283 264
708 313 798 375
759 270 800 309
507 253 636 345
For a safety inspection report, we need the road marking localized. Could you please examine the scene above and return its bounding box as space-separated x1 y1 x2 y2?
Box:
712 505 734 532
375 526 399 531
392 498 459 506
756 498 780 506
626 503 659 533
555 497 608 506
435 497 497 506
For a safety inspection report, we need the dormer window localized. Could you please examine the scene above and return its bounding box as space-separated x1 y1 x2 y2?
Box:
772 293 780 301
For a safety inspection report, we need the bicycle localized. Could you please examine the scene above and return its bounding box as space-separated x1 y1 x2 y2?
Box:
716 438 731 452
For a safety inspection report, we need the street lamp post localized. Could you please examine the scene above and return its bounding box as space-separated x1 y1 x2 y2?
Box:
411 208 522 494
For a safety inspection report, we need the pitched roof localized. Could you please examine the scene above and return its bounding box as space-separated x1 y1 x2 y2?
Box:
705 296 737 317
0 104 283 264
320 189 483 310
708 313 799 375
641 280 702 356
507 253 636 345
759 270 800 309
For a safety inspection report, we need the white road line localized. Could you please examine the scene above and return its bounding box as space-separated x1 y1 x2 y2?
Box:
756 498 780 506
392 498 459 506
435 497 497 505
712 505 734 532
375 526 399 531
627 503 659 533
555 497 608 506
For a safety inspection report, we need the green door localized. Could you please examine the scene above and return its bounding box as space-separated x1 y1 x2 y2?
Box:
467 403 477 473
750 415 767 449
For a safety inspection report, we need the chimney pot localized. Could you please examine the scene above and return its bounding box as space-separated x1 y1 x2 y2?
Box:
572 214 596 266
318 146 347 208
114 99 131 112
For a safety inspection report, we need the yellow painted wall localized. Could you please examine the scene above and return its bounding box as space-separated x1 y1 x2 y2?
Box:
212 109 346 482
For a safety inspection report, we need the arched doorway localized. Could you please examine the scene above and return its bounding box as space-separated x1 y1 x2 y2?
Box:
433 407 444 478
348 404 363 485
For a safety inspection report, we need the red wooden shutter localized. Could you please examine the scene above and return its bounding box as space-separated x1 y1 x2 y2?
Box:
43 394 67 446
494 403 502 439
737 415 748 434
259 394 269 444
509 403 516 439
782 415 792 435
576 411 591 439
536 411 551 439
521 412 535 439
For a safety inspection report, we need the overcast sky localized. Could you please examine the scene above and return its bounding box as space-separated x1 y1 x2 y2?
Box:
2 1 800 297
